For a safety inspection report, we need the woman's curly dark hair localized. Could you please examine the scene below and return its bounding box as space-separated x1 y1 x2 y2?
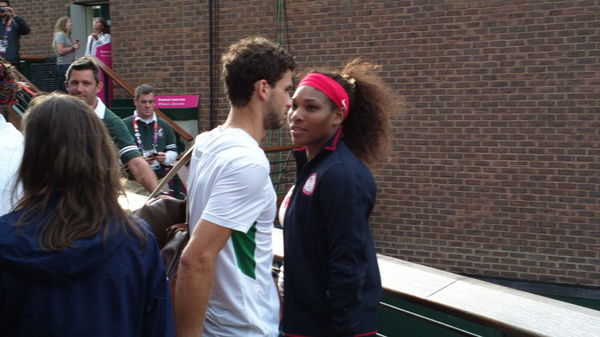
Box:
317 59 397 165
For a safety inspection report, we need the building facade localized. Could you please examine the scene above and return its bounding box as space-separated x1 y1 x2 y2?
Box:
16 0 600 289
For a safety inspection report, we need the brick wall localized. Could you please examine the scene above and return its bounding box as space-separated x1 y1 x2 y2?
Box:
16 0 67 57
19 0 600 287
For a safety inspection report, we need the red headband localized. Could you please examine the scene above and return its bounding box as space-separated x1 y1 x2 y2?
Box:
298 73 350 118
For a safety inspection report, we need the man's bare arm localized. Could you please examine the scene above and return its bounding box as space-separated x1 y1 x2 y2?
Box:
174 219 232 337
126 156 159 193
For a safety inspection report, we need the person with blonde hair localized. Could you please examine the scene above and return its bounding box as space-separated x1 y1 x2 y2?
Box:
53 16 80 91
281 59 395 336
0 93 173 337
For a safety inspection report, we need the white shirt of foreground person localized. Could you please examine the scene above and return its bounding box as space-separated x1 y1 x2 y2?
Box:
187 126 279 337
0 114 23 215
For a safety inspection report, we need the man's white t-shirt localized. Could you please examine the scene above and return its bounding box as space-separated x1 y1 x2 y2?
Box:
187 126 279 337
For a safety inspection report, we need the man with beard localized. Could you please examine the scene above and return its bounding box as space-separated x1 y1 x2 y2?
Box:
175 37 295 337
0 1 30 70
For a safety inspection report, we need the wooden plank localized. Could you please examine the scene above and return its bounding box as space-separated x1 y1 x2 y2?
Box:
429 278 600 337
377 254 462 299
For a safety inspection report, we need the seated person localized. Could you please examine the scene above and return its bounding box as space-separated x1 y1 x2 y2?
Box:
123 84 178 179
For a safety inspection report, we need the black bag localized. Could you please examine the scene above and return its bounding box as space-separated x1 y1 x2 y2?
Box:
133 147 193 286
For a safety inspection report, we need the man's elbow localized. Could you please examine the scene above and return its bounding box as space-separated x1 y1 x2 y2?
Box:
19 22 31 35
179 247 216 276
126 156 148 174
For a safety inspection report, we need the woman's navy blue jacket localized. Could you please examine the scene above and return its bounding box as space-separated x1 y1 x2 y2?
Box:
0 208 174 337
282 133 382 337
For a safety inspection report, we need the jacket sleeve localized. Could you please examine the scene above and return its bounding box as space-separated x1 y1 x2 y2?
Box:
163 122 177 153
103 111 142 163
14 17 30 36
318 164 376 336
162 121 178 165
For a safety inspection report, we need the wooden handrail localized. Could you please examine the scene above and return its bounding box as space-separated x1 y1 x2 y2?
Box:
93 57 194 141
20 55 47 63
0 57 41 129
4 57 41 93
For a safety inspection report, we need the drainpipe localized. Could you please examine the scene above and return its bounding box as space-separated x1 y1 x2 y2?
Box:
208 0 218 129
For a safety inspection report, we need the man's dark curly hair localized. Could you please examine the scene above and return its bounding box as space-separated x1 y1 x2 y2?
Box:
221 37 296 107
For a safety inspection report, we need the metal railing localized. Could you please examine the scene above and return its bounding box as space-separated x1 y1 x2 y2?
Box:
264 144 296 196
10 82 35 118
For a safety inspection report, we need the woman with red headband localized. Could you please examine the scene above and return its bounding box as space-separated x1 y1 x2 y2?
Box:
281 59 395 336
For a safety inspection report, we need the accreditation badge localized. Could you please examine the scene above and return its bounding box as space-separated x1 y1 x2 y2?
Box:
0 40 7 53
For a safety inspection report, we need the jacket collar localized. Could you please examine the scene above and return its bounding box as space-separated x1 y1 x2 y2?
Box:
93 98 106 119
293 128 345 172
133 111 157 124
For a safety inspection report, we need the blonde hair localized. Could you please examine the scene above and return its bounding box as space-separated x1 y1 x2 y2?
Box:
54 16 71 36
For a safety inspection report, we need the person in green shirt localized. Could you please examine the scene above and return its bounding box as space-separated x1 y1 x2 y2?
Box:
123 84 178 179
65 56 158 193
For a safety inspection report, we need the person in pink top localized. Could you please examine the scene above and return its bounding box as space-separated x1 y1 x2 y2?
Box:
85 17 110 57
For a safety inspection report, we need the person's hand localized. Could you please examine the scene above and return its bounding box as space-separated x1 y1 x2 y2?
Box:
3 6 15 18
73 40 81 50
0 6 17 19
144 153 157 164
155 152 167 163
